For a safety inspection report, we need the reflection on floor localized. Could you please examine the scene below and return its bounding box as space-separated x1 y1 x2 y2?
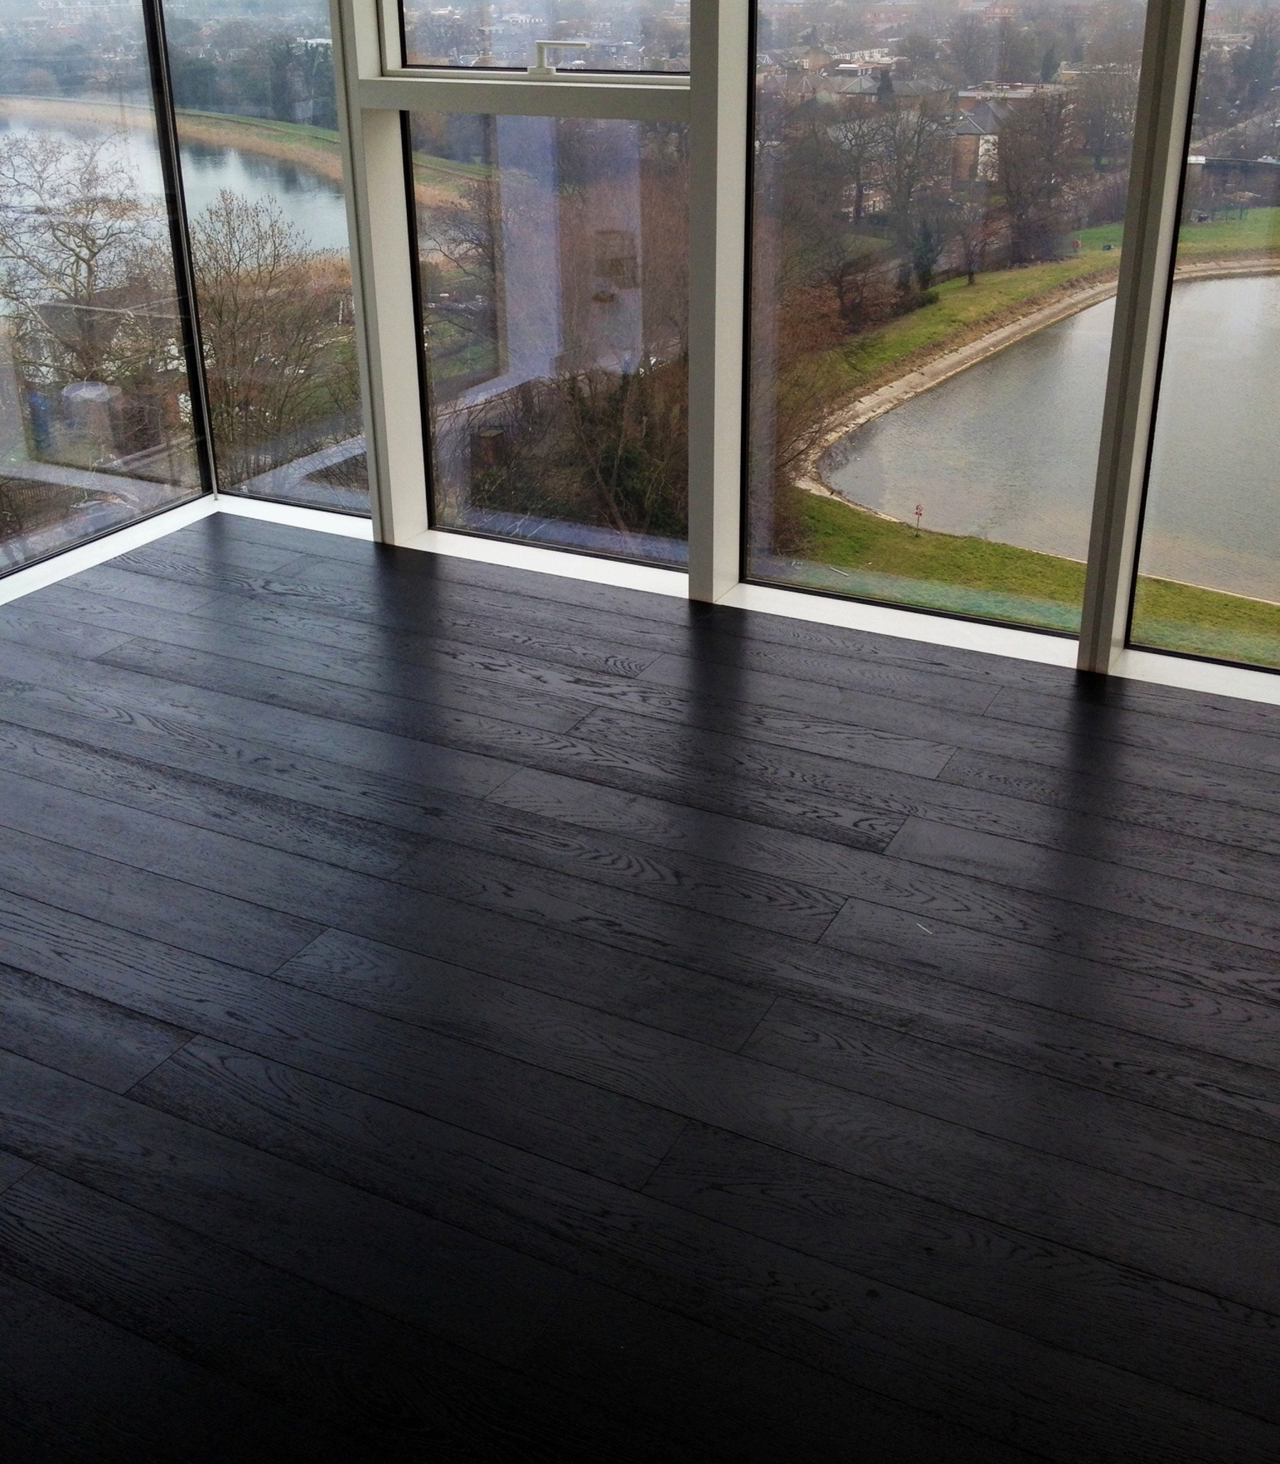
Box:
0 514 1277 1462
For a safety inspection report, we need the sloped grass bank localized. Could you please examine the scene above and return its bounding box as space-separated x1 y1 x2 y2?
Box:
789 492 1280 667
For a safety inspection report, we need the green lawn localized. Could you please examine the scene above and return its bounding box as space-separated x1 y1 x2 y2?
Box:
813 211 1280 403
1176 205 1280 259
793 492 1280 667
817 247 1121 398
785 212 1280 666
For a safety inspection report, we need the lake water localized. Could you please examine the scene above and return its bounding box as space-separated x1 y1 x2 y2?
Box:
822 275 1280 603
176 137 351 252
0 114 352 252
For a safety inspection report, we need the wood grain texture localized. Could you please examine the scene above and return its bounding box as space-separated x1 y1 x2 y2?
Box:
1 515 1277 1462
0 1166 706 1464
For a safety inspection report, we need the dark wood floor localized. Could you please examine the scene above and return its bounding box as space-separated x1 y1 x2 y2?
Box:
0 513 1278 1462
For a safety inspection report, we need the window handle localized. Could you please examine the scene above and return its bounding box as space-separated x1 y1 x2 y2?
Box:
529 40 588 77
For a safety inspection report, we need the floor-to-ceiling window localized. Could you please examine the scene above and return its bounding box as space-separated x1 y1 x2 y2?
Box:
3 0 1275 694
161 0 369 512
409 110 690 563
0 0 203 571
743 1 1149 634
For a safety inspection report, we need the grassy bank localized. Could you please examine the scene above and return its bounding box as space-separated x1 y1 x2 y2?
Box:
0 96 482 200
795 492 1280 666
813 211 1280 406
813 232 1123 402
1176 205 1280 260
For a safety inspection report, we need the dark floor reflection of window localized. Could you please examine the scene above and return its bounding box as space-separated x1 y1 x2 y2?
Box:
0 6 202 572
162 0 370 514
409 112 689 565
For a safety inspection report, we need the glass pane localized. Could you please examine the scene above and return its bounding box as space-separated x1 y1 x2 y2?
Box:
409 113 689 564
162 0 369 512
745 4 1147 632
1130 22 1280 670
0 5 202 573
400 2 689 72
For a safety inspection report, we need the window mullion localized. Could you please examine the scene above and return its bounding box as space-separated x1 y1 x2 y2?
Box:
687 0 750 603
1078 0 1202 674
332 0 429 544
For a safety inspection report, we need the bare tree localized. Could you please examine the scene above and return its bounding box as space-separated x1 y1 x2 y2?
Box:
947 16 992 87
872 97 954 296
188 190 358 482
829 100 880 225
998 92 1080 262
1076 68 1138 171
0 129 172 387
0 128 190 471
950 183 1000 284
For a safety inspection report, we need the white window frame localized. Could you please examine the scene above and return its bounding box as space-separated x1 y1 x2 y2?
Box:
321 0 1280 707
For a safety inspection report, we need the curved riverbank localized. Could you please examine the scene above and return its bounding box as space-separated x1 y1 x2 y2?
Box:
806 257 1280 508
0 97 472 208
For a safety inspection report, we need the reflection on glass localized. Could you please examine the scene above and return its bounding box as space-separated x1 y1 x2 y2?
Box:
1131 24 1280 670
409 113 688 563
400 2 689 72
163 0 368 511
745 3 1146 632
0 4 202 572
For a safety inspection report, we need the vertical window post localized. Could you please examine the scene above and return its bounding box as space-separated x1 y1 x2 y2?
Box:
687 0 750 603
1078 0 1202 674
331 0 430 544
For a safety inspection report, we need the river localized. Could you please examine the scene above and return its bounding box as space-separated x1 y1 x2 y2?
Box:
821 275 1280 604
0 113 352 252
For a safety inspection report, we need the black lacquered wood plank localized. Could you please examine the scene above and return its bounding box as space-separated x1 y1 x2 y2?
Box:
0 601 135 660
273 930 1280 1316
125 1037 1278 1463
96 632 594 737
0 892 683 1188
985 683 1280 775
4 694 1274 1133
0 774 769 1049
0 820 319 976
490 759 1280 908
643 1124 1280 1459
112 531 696 630
741 994 1280 1224
821 854 1280 1007
119 1047 1033 1464
276 916 1280 1144
33 574 668 681
0 963 191 1093
204 519 1268 747
0 1263 355 1464
122 1036 1277 1464
884 817 1280 953
938 744 1280 857
0 719 852 948
0 1050 585 1361
5 515 1277 1463
809 892 1280 1102
0 1151 31 1193
95 627 960 780
0 727 420 879
0 641 519 800
633 651 1280 812
0 1166 706 1464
